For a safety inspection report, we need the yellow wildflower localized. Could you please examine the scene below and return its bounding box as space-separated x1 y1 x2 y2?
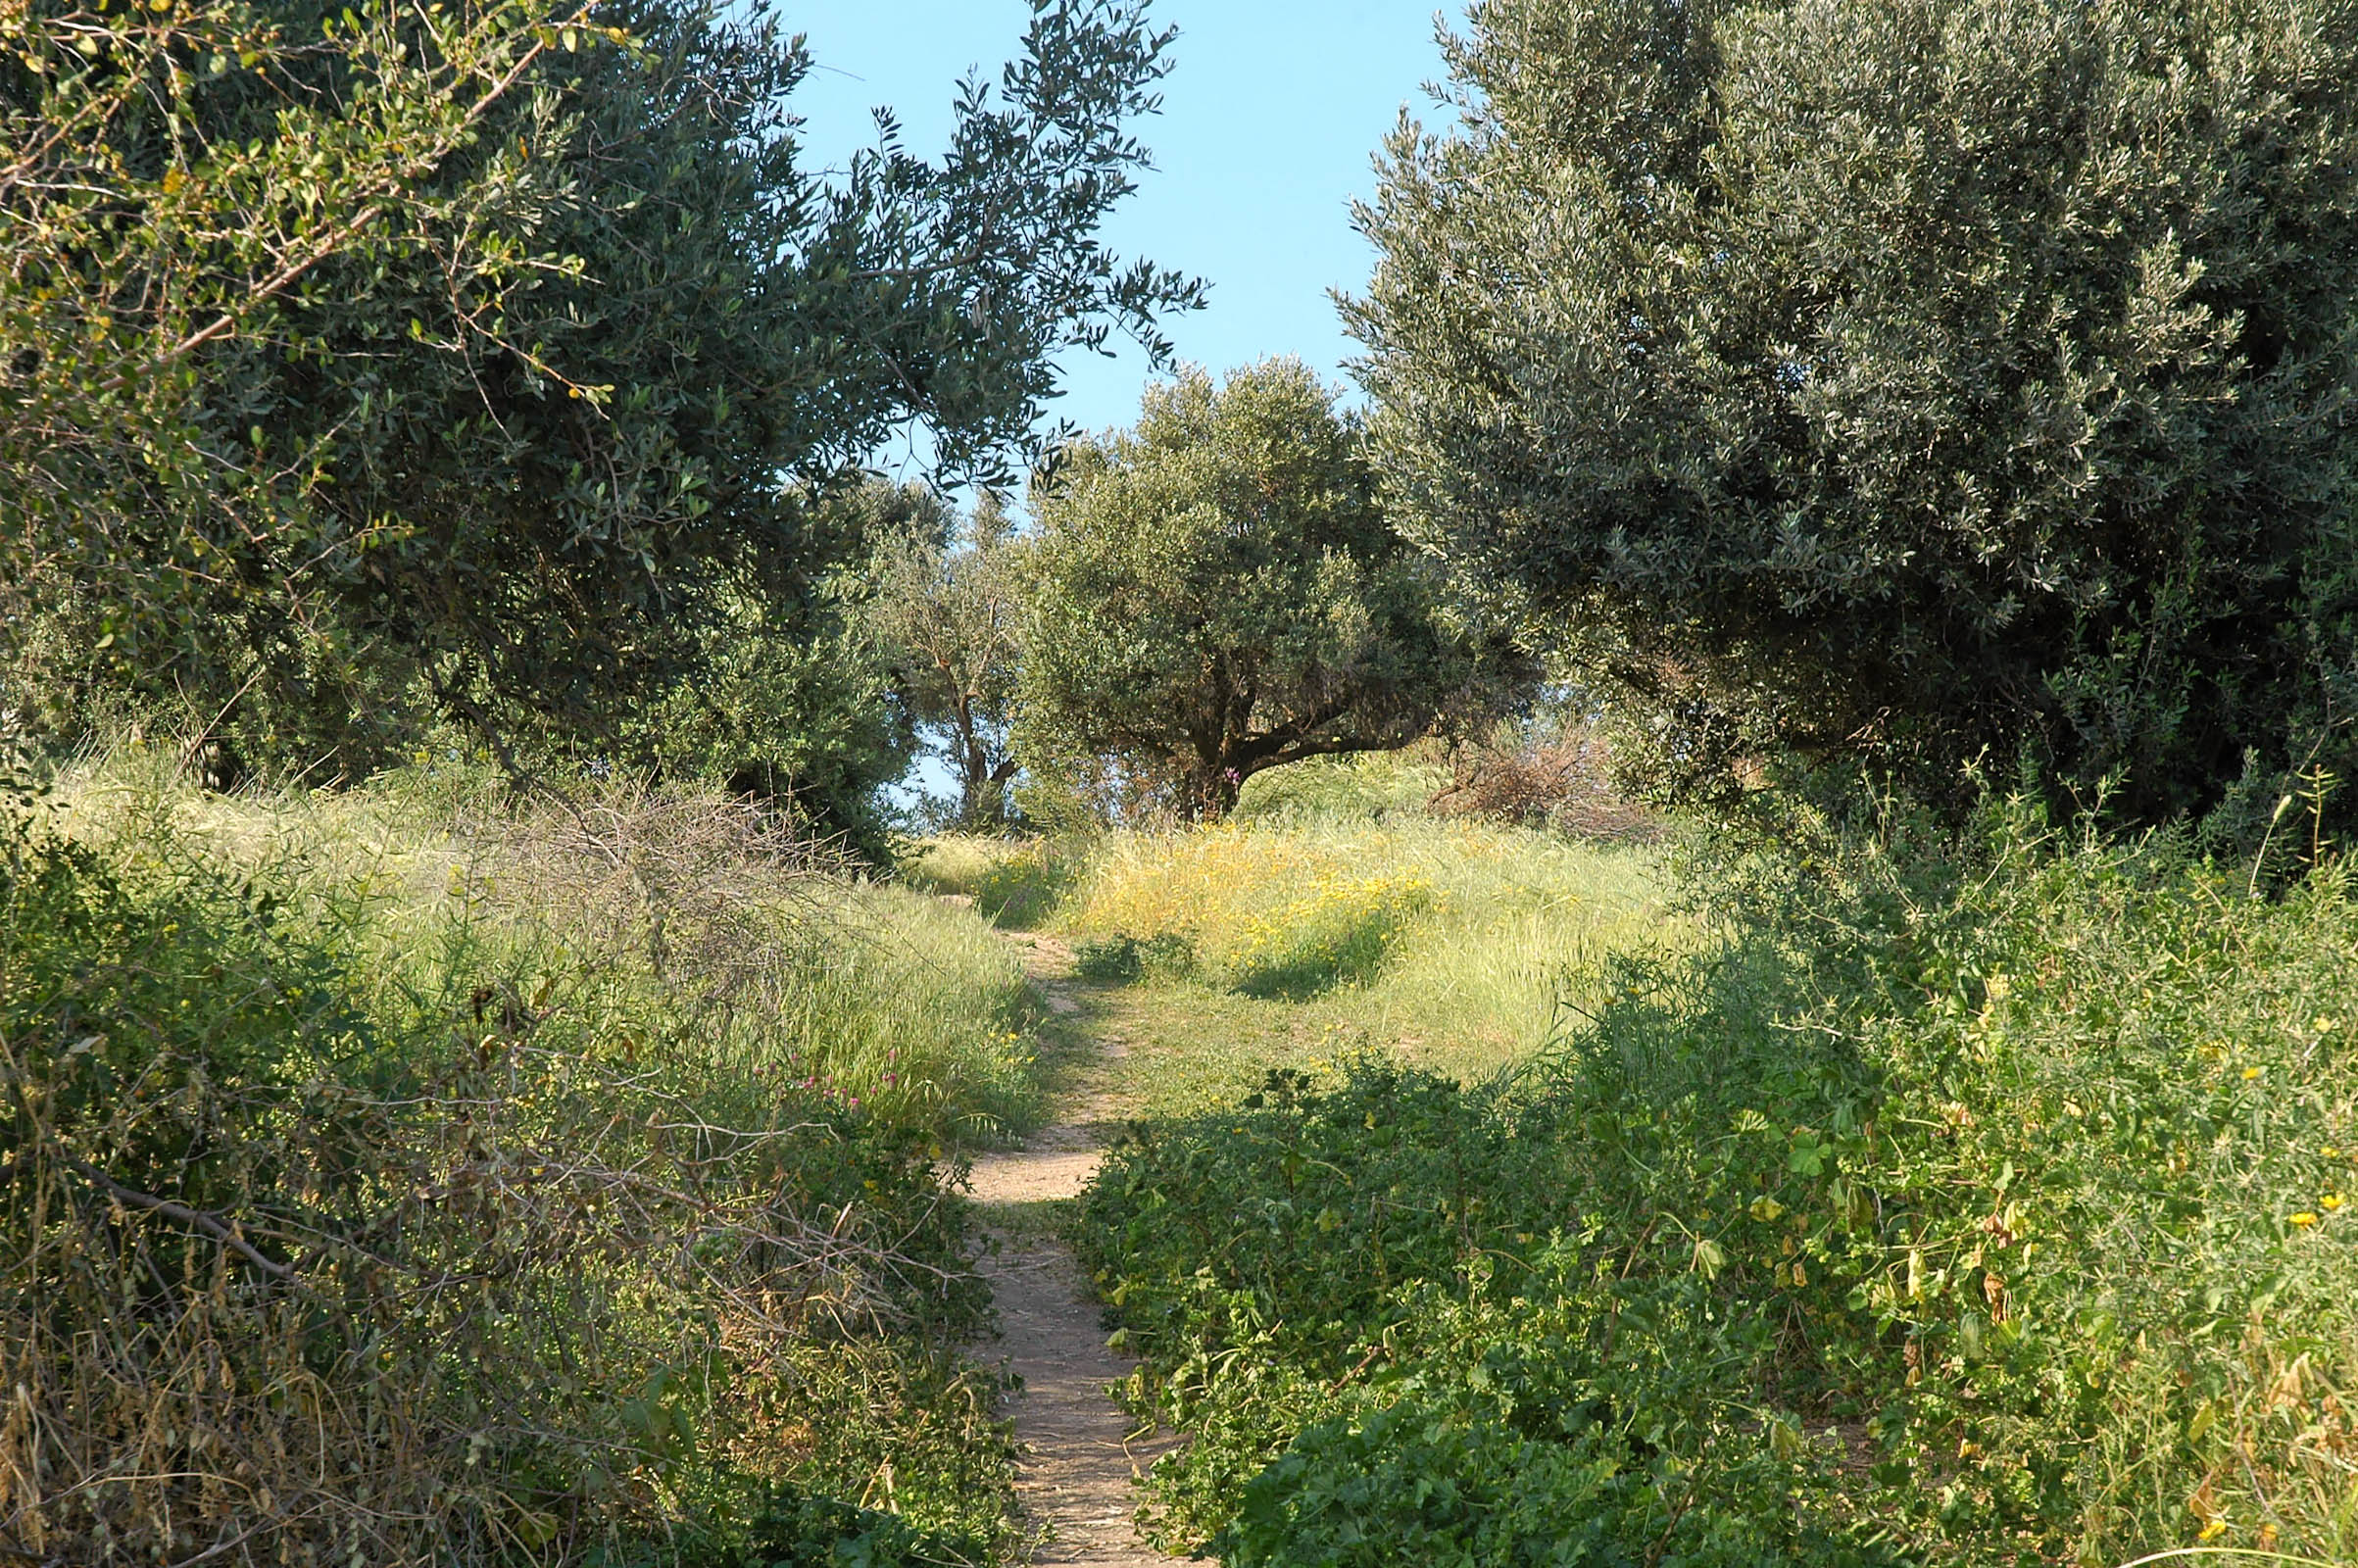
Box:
2241 1066 2262 1080
2291 1211 2320 1228
2323 1194 2345 1211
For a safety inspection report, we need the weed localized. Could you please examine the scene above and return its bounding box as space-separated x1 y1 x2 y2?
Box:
1061 816 1674 1083
1073 931 1195 983
3 762 1029 1565
903 834 1089 929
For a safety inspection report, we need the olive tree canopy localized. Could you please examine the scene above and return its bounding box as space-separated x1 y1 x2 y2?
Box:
1017 359 1523 819
1350 0 2358 836
1 0 1202 770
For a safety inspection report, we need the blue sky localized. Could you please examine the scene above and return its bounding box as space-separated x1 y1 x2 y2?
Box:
790 1 1462 452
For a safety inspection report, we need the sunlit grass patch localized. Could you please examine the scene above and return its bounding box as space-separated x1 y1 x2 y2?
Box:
1216 869 1435 998
903 833 1089 928
61 753 1048 1143
1075 820 2358 1565
16 752 1029 1563
1051 814 1681 1085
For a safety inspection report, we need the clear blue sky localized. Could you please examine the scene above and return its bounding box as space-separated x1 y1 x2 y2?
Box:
790 1 1461 451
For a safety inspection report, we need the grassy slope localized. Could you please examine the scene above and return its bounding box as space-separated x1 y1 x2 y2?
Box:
912 759 1677 1113
65 760 1049 1143
10 749 1049 1566
917 766 2358 1567
1064 808 2358 1566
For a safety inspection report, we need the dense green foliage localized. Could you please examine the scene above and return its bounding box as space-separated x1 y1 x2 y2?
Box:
1076 814 2358 1564
2 0 1200 777
693 1485 990 1568
1351 0 2358 835
1 763 1041 1564
1018 360 1522 819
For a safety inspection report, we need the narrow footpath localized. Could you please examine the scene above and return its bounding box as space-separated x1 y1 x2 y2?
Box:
966 932 1182 1567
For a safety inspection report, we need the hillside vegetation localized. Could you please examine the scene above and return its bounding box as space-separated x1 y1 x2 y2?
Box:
910 753 1677 1099
3 748 1047 1566
1063 803 2358 1565
9 0 2357 1563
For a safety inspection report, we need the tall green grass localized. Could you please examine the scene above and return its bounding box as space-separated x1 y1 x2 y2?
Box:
6 749 1041 1567
60 747 1045 1142
915 810 1676 1088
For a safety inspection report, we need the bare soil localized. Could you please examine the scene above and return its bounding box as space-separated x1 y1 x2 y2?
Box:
968 935 1181 1566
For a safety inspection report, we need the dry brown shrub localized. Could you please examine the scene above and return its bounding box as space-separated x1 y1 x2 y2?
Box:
1426 725 1663 843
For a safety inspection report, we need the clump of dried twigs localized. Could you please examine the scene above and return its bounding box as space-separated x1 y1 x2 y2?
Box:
1427 723 1663 842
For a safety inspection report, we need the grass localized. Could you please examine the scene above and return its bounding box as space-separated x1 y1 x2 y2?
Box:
912 811 1676 1115
62 748 1046 1143
902 833 1092 930
6 743 1050 1567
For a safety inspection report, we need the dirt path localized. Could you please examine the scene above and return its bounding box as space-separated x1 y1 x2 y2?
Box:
968 934 1180 1566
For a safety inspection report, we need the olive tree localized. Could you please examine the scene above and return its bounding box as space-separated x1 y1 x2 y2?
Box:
1 0 1203 776
1017 359 1520 819
866 486 1027 829
1350 0 2358 835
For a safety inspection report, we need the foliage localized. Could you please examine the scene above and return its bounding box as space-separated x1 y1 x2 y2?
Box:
1216 869 1434 999
1072 930 1193 983
902 834 1094 930
690 1484 989 1568
1017 359 1526 819
627 599 913 863
1231 744 1450 822
2 0 1203 774
866 484 1028 830
1074 810 2358 1564
1073 1062 1891 1562
1351 0 2358 837
1062 816 1667 1030
1 761 1040 1565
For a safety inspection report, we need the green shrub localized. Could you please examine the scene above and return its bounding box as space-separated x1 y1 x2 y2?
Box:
1074 1061 1890 1559
686 1483 991 1568
1075 808 2358 1564
1074 933 1145 981
1073 931 1195 983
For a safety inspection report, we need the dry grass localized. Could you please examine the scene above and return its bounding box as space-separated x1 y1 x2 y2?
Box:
2 752 1027 1566
1425 725 1663 842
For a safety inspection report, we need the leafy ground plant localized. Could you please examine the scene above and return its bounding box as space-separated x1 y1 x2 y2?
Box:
1074 806 2358 1565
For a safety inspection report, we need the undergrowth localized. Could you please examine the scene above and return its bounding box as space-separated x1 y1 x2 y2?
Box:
2 750 1035 1566
1073 806 2358 1565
